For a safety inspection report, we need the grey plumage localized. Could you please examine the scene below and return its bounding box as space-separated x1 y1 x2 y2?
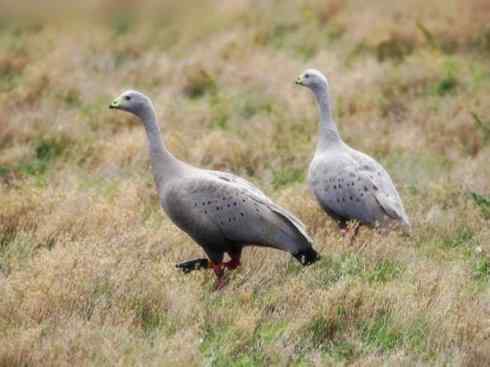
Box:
163 171 314 263
109 90 318 282
296 69 410 230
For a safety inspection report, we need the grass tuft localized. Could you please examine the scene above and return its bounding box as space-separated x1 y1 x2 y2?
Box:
442 226 476 249
272 167 304 189
435 75 458 96
18 138 67 177
200 324 266 367
367 260 402 283
471 112 490 144
182 66 217 99
360 311 401 352
377 36 414 63
473 257 490 282
468 191 490 219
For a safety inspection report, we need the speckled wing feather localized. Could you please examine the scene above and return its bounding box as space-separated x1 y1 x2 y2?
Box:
206 170 313 244
163 170 314 255
348 149 410 227
310 155 409 228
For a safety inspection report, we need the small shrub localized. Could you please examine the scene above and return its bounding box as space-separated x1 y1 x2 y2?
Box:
35 139 64 161
0 165 9 177
435 74 458 96
182 67 216 99
376 36 414 63
18 138 67 176
428 59 460 96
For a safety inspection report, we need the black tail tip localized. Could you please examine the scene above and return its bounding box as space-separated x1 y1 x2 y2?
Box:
293 248 320 266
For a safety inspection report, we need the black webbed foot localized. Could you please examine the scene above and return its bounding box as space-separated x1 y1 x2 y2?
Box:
176 258 209 273
293 248 320 266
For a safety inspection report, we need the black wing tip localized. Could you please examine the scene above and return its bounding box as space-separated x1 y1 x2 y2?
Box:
293 248 320 266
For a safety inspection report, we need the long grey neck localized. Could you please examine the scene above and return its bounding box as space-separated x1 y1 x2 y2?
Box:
138 103 181 192
312 84 342 152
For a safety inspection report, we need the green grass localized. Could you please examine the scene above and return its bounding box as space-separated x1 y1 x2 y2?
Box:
299 312 356 362
272 167 305 189
367 260 402 283
200 324 267 367
473 257 490 282
360 311 401 352
442 226 477 249
403 318 429 354
17 138 67 177
305 254 365 290
0 165 9 177
0 233 36 276
301 316 340 350
256 320 288 345
137 304 177 337
434 75 458 96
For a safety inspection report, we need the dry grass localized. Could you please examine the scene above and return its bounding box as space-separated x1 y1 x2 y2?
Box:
1 0 490 365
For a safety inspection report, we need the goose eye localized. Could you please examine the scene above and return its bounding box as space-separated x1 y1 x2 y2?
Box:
305 74 310 78
124 96 131 101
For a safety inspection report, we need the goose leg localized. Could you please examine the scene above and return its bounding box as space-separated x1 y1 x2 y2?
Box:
175 258 227 290
176 249 237 290
338 220 349 236
224 248 242 270
211 262 227 290
340 222 361 245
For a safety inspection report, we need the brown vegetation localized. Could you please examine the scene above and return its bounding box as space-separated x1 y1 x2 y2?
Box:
0 0 489 365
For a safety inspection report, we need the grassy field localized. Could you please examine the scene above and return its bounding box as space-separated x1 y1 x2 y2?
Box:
1 0 490 365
